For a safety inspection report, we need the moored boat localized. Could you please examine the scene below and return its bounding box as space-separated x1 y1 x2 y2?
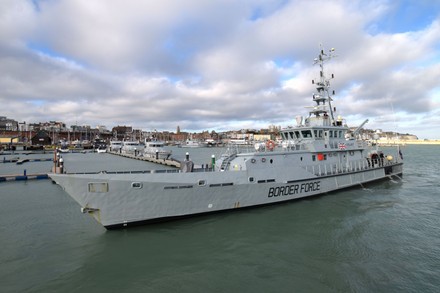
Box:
180 139 204 148
109 140 122 152
121 140 143 155
50 46 403 229
144 140 172 160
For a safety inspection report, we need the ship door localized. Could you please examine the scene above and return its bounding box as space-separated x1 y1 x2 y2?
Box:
324 131 330 146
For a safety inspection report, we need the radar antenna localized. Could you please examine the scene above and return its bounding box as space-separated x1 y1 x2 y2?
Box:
312 45 338 123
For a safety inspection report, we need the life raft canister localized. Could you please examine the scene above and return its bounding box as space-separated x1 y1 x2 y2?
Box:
266 140 276 151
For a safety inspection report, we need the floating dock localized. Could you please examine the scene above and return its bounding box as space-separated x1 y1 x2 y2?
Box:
2 157 53 164
108 151 181 168
0 172 49 182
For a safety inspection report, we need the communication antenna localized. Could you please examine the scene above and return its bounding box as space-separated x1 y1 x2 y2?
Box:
312 44 338 123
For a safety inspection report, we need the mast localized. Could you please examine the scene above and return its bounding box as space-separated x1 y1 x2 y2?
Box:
311 45 337 124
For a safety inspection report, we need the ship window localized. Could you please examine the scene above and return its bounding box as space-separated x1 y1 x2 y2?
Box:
302 130 312 138
131 182 142 189
198 180 206 186
289 131 295 139
88 182 109 193
329 131 333 138
312 155 316 161
294 131 301 138
270 159 273 164
314 130 323 139
249 177 254 182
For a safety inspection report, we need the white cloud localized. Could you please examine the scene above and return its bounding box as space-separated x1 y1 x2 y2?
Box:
1 0 440 138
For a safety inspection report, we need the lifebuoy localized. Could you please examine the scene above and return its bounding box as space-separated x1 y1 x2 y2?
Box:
266 140 276 151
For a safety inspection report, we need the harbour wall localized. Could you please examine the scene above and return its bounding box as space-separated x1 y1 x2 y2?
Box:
377 139 440 146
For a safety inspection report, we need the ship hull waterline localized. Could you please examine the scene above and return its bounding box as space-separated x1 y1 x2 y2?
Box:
49 163 403 229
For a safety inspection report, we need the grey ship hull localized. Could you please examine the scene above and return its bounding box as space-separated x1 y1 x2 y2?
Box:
49 161 403 229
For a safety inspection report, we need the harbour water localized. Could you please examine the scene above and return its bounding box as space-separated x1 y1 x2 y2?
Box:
1 145 439 292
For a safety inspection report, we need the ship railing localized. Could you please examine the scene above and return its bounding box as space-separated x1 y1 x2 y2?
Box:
281 143 307 151
66 167 218 175
225 142 308 154
67 169 181 175
304 157 399 177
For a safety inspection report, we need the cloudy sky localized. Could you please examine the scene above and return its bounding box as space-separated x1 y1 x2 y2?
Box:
1 0 440 138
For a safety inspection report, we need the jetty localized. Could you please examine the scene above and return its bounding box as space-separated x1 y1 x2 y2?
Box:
108 151 181 168
0 172 49 182
2 157 53 164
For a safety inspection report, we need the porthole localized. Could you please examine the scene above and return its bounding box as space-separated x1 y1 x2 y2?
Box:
270 159 273 164
249 177 254 182
131 182 142 189
198 180 206 186
251 158 256 163
262 158 266 163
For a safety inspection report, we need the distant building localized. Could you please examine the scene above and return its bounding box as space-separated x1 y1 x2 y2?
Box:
111 126 133 140
40 121 67 132
0 116 18 131
31 130 52 146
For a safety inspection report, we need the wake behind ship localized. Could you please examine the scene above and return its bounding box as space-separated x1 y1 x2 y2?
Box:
50 46 403 229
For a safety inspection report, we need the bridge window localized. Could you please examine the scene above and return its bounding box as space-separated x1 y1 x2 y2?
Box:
302 130 313 138
314 130 323 138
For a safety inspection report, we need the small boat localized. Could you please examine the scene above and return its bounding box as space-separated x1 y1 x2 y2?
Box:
96 146 107 153
180 139 204 148
144 140 171 160
229 139 249 145
50 46 403 229
94 138 107 153
109 140 123 152
121 140 144 155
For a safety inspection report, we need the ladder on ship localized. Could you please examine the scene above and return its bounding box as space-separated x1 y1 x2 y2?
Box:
220 155 236 171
